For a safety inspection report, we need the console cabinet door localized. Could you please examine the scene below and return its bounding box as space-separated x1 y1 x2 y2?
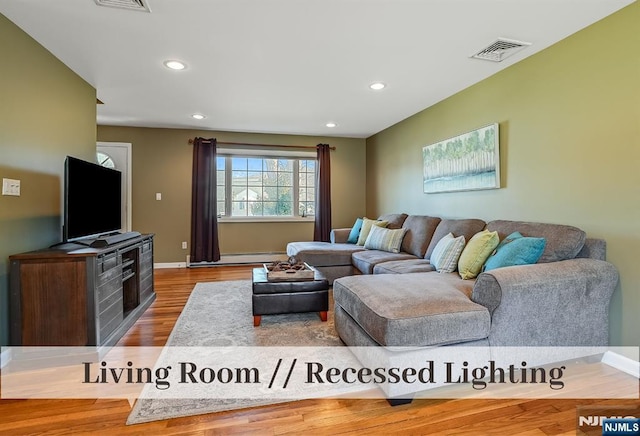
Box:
95 252 124 345
16 258 88 346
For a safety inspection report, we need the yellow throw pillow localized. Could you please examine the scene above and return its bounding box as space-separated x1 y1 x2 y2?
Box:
356 218 389 246
458 230 499 279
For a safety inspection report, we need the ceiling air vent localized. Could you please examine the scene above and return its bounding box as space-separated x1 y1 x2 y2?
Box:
471 38 531 62
94 0 151 12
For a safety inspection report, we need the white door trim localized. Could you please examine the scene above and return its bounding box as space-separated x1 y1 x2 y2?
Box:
97 142 132 232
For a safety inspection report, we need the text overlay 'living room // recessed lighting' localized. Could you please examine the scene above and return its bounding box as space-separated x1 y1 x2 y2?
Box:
369 82 386 90
192 114 206 120
164 60 186 70
325 122 337 128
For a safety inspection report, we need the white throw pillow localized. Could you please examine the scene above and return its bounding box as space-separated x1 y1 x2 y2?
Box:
430 232 466 273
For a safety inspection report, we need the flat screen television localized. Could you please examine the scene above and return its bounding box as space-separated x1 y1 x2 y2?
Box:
64 156 122 242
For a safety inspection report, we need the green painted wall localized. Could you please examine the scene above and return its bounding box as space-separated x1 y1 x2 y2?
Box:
97 126 366 263
366 3 639 346
0 14 96 346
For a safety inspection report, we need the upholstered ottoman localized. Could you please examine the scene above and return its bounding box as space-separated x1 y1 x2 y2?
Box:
252 267 329 326
333 272 491 347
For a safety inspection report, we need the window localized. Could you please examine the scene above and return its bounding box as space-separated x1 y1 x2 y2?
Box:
96 151 115 169
216 155 316 218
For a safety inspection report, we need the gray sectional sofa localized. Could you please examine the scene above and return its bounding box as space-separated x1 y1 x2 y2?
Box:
287 213 619 349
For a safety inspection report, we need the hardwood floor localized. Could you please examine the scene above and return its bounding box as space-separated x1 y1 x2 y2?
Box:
0 265 637 435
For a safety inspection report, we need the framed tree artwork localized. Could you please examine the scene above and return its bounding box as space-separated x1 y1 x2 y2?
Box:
423 123 500 194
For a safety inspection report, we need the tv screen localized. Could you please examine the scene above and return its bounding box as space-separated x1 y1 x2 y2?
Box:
64 156 122 242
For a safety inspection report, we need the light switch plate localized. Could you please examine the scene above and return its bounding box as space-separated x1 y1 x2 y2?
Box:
2 178 20 196
156 192 162 201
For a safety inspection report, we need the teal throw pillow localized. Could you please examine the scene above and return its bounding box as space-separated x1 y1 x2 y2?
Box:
494 231 523 252
483 235 546 271
347 218 363 244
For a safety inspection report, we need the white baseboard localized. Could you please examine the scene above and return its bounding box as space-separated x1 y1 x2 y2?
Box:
155 253 288 269
601 350 640 378
1 348 12 369
189 253 288 267
154 262 187 269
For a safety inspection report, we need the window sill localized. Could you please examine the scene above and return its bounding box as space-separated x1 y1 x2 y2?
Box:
218 217 315 224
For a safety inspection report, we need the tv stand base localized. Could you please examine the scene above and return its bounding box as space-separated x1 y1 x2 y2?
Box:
88 231 142 248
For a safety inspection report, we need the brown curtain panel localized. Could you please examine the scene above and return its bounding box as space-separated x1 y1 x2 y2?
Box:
314 143 332 242
190 137 221 262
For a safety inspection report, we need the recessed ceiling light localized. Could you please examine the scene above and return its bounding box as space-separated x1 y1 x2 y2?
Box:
192 114 206 120
369 82 386 90
325 122 337 128
164 60 186 70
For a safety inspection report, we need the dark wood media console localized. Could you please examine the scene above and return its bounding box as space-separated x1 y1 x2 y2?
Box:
9 234 155 347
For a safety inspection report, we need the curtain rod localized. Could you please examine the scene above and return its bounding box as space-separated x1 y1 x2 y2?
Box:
188 138 335 151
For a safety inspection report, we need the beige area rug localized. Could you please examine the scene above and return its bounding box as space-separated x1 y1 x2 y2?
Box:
127 280 344 425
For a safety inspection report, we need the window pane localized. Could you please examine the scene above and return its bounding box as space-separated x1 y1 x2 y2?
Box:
249 202 263 216
232 201 247 216
217 170 225 185
263 159 277 171
264 186 277 200
277 159 293 171
248 186 263 199
277 187 292 202
263 171 278 186
217 201 225 215
247 171 262 182
232 158 247 170
232 186 247 198
304 202 315 215
299 201 314 216
217 186 225 200
216 156 225 168
261 202 274 216
232 171 248 185
247 158 262 171
278 172 293 186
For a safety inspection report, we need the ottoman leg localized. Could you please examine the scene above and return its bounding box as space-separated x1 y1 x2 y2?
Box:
319 311 328 322
387 396 413 406
253 315 261 327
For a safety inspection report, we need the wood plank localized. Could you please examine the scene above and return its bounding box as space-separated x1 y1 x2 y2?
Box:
1 264 638 435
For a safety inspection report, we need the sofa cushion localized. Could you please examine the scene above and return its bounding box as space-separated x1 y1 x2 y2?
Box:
287 241 365 267
351 250 417 274
483 234 546 271
377 213 408 230
373 259 436 274
333 273 490 347
356 218 389 245
458 230 499 280
425 218 486 260
400 215 442 258
430 233 466 273
364 226 407 253
486 220 585 263
347 218 363 244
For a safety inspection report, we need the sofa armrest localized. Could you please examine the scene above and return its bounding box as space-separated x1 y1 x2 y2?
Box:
471 258 619 346
331 228 352 244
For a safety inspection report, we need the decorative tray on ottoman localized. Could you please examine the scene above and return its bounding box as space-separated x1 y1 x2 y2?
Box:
263 257 314 282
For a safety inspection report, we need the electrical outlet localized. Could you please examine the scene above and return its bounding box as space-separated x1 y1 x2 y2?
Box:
181 241 188 249
2 178 20 196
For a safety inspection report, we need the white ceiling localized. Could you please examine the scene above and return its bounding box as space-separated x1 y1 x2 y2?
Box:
1 0 634 138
